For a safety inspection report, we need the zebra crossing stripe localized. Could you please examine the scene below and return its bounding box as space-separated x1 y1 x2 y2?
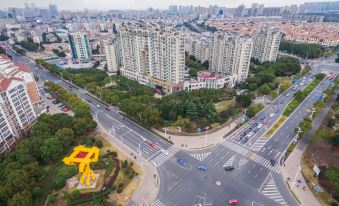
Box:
251 154 280 174
222 140 249 155
223 155 235 167
239 157 248 167
259 173 288 205
250 137 268 151
190 152 211 161
151 146 180 167
151 199 166 206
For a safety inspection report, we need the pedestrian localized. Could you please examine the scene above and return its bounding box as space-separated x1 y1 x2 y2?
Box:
303 187 306 190
169 136 171 139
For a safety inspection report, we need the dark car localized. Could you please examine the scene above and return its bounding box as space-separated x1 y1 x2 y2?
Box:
241 137 248 144
274 101 278 105
253 122 258 127
105 107 111 111
260 115 266 120
225 166 234 171
270 159 276 166
279 100 284 104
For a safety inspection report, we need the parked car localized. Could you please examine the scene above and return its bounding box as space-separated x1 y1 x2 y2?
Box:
253 122 258 127
149 142 156 149
105 107 111 111
257 123 263 129
62 108 70 112
253 127 259 133
241 137 248 143
260 115 266 120
262 119 268 124
177 159 186 166
269 113 275 118
161 149 169 155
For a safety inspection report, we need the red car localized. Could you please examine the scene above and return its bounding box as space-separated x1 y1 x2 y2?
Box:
228 199 239 205
62 108 70 112
262 119 268 124
149 142 156 149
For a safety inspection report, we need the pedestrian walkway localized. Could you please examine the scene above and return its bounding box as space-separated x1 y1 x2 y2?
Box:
150 146 180 168
190 152 211 161
252 154 280 173
259 173 288 205
250 137 269 151
222 140 280 173
151 199 166 206
153 117 242 150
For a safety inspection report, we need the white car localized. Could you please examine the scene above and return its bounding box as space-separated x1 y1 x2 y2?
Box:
161 149 169 155
269 113 275 118
257 123 263 129
286 93 290 97
141 137 147 142
300 82 304 86
246 132 254 138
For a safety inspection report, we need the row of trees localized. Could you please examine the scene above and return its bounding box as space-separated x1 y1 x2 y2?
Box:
279 41 325 59
52 48 66 57
0 82 96 206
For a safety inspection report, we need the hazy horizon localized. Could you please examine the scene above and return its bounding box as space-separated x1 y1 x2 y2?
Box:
1 0 333 11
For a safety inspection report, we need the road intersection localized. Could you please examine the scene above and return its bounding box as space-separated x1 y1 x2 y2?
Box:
5 46 337 206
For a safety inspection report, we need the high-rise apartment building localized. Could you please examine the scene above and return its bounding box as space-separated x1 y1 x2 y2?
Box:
252 27 282 63
119 26 185 86
208 31 253 82
104 36 122 74
68 31 92 63
0 55 39 153
187 38 210 64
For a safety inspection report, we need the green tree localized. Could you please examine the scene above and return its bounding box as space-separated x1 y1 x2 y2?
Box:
41 137 63 161
8 190 33 206
236 93 255 107
55 128 75 147
70 189 80 200
0 46 5 54
174 116 190 131
141 107 162 128
258 84 271 95
247 103 264 118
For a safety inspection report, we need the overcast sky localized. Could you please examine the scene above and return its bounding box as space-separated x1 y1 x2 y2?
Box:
2 0 326 10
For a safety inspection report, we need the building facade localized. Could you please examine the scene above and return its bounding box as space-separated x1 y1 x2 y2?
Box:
119 26 185 87
209 31 253 83
187 38 210 63
104 36 122 74
68 31 92 63
252 27 282 63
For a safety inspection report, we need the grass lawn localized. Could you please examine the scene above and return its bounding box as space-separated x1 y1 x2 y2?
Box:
215 98 236 113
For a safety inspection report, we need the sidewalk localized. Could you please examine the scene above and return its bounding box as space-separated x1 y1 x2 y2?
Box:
281 148 321 206
281 88 338 206
97 125 158 206
154 117 241 150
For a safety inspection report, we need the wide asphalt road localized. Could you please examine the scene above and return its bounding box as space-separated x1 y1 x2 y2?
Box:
5 45 337 206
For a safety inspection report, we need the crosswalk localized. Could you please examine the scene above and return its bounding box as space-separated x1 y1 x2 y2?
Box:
150 146 180 168
250 137 268 151
190 152 211 161
239 157 248 167
222 140 249 156
251 154 280 173
259 173 288 205
223 155 235 167
151 199 166 206
222 140 280 173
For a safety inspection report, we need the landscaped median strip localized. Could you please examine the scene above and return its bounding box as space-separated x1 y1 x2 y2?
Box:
264 115 288 138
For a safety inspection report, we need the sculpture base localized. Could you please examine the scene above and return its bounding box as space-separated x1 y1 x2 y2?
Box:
76 174 100 189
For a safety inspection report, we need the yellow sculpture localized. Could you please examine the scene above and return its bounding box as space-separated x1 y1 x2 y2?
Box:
63 145 99 186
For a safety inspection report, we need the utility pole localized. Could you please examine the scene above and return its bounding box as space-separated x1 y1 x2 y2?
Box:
293 127 302 144
310 107 317 119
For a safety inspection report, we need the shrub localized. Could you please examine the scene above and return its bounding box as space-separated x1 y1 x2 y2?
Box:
70 190 80 200
47 194 57 203
54 176 66 190
116 187 123 193
94 139 103 148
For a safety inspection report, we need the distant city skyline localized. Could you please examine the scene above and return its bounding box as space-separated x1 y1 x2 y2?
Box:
1 0 335 11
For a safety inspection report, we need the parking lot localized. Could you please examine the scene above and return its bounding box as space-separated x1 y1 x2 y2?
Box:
39 87 74 116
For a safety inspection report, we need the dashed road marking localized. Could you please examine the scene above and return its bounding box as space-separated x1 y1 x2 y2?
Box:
259 173 287 205
190 152 211 161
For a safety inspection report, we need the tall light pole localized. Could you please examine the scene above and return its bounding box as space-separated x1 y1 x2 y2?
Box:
292 164 302 187
205 127 209 148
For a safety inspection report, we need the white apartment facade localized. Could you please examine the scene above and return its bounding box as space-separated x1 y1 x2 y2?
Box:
119 26 185 87
0 77 37 152
104 36 122 74
209 31 253 83
187 38 210 63
252 27 282 63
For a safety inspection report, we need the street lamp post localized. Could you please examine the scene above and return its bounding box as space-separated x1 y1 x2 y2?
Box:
292 164 302 187
205 127 209 148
